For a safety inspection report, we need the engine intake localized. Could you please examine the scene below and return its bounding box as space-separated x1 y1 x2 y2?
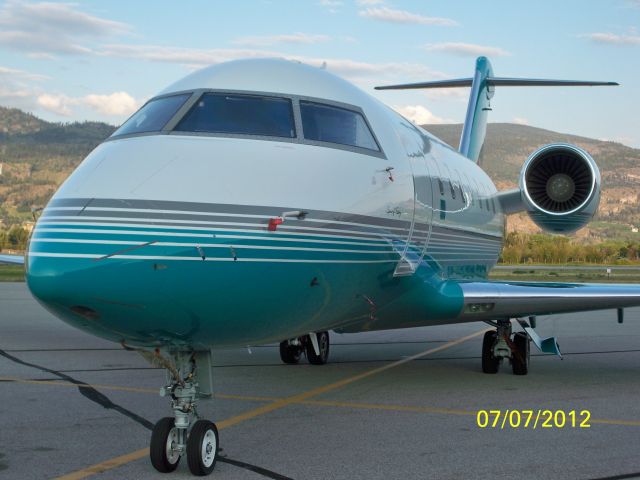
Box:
520 144 600 233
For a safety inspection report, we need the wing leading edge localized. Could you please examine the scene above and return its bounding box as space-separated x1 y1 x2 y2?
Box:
457 281 640 322
0 254 25 265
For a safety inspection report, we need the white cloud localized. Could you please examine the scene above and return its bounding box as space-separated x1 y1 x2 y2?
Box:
37 93 73 116
393 105 453 125
99 44 277 66
0 65 50 111
26 52 57 60
99 44 448 82
35 91 139 118
82 92 138 116
358 7 458 26
232 33 330 47
512 117 529 125
0 65 49 82
356 0 385 5
424 42 511 57
0 85 37 112
0 1 131 55
582 32 640 45
318 0 342 13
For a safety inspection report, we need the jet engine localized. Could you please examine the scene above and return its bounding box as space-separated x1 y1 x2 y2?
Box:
519 143 601 233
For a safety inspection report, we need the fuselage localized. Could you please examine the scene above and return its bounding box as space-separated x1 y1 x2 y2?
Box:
26 59 503 349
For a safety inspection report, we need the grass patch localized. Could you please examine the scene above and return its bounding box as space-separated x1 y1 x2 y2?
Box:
0 264 25 282
490 267 640 283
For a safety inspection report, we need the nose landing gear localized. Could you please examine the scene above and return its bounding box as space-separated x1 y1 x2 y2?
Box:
145 350 218 476
481 320 530 375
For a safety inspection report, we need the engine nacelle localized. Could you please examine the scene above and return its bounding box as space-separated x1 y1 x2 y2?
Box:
519 143 601 233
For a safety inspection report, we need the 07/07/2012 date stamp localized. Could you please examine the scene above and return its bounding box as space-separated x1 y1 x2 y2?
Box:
476 410 591 429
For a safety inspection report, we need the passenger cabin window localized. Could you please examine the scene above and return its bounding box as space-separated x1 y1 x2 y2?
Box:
300 101 379 151
175 93 295 138
111 93 191 137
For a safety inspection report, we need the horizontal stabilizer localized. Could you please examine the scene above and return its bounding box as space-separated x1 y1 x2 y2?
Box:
375 78 473 90
487 77 619 87
375 77 618 90
376 56 619 164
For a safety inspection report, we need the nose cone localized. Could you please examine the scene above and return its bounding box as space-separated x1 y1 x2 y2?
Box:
25 227 216 349
26 252 134 344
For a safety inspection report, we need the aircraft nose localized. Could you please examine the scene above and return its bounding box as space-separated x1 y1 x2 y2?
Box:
27 253 107 332
25 248 156 345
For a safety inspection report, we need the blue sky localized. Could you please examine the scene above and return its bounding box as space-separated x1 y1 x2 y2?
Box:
0 0 638 146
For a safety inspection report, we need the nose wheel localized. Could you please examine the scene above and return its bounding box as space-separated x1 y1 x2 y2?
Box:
150 417 181 472
187 420 219 476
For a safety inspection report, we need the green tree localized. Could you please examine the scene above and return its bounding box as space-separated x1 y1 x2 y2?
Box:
5 225 28 250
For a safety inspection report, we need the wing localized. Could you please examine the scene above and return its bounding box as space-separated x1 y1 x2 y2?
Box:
457 281 640 322
0 254 25 265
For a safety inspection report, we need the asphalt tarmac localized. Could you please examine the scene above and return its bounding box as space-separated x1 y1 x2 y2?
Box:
1 282 639 480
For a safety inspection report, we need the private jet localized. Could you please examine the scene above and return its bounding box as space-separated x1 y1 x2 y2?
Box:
5 56 639 475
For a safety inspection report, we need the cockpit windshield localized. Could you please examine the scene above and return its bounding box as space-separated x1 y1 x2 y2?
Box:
174 93 296 138
300 101 379 151
106 90 383 158
111 93 191 137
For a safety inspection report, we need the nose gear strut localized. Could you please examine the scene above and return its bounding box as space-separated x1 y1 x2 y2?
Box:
124 345 219 476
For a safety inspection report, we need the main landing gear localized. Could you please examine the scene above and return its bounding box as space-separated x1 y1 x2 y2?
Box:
279 331 330 365
147 350 219 476
482 320 530 375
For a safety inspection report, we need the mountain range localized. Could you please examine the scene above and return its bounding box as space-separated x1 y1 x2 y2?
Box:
0 106 638 240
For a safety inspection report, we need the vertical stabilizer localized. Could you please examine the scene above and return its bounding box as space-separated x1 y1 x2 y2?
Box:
458 56 493 163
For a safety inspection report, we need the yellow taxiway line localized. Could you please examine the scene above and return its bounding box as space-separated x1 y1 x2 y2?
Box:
53 329 487 479
4 328 633 478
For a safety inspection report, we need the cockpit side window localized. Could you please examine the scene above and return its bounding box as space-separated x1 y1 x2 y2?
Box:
111 93 191 137
174 93 296 138
300 101 379 151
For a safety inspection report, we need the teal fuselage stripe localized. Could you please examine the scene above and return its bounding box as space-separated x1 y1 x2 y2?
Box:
26 200 499 349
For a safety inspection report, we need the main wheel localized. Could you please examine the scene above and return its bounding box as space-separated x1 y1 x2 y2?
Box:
306 331 330 365
279 341 302 364
187 420 219 476
150 417 181 473
481 331 500 374
512 332 530 376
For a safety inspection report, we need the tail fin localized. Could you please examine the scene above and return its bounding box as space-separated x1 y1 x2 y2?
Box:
375 56 618 163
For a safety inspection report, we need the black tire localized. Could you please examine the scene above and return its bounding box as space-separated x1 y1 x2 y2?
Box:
279 341 302 364
481 331 500 374
187 420 219 476
150 417 181 473
512 332 530 376
306 331 330 365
